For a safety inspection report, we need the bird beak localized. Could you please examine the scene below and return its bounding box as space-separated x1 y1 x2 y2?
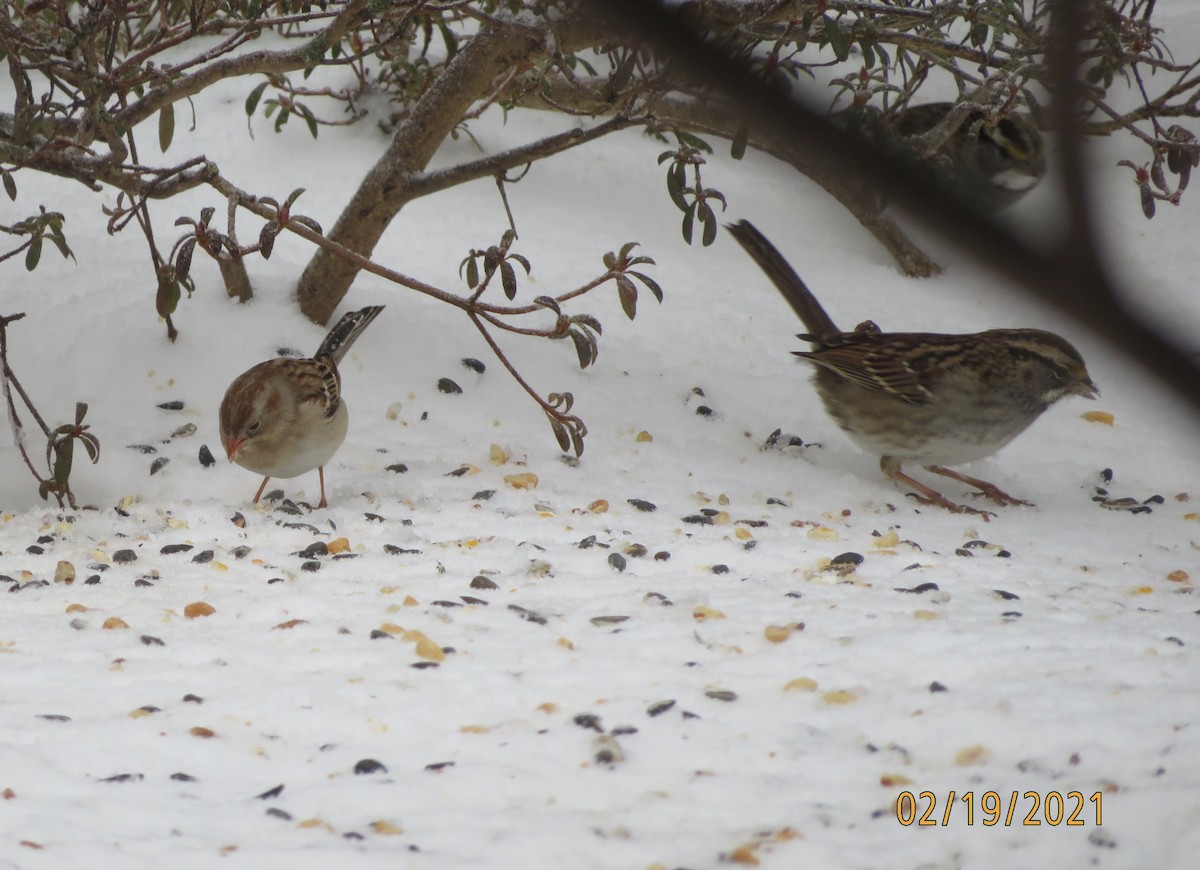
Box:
225 435 244 462
1078 377 1100 400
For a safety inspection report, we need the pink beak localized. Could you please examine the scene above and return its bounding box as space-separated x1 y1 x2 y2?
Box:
225 435 244 462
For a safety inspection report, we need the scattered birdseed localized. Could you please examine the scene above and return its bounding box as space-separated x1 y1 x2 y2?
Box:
590 615 629 626
171 773 198 782
993 589 1020 601
653 551 671 561
113 549 137 564
426 761 456 772
930 681 948 693
101 773 143 783
127 444 157 454
198 445 216 467
383 544 420 555
437 378 463 394
627 498 657 512
386 463 408 473
573 713 603 732
353 759 388 775
191 550 214 564
298 542 328 559
705 690 738 702
461 358 486 373
682 514 713 525
647 700 676 717
895 582 939 594
156 401 184 411
508 604 548 625
473 489 495 500
607 553 627 572
150 457 169 475
160 543 193 555
170 423 196 439
593 735 624 765
266 808 293 821
140 635 165 647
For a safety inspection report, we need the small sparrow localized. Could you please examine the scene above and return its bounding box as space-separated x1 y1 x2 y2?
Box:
219 306 384 508
728 220 1097 518
894 102 1046 210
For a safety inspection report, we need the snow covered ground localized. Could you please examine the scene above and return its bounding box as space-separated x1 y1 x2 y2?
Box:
3 10 1200 870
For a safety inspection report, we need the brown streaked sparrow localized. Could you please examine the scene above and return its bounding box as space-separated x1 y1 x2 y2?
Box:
728 220 1097 518
894 102 1046 210
219 305 384 508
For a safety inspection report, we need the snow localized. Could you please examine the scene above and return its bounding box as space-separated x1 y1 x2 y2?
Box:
3 10 1200 870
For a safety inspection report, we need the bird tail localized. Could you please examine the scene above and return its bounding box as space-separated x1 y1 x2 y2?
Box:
315 305 384 363
726 221 840 339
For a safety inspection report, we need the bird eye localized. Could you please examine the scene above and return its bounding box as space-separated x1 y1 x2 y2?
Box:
1051 365 1069 382
247 419 261 433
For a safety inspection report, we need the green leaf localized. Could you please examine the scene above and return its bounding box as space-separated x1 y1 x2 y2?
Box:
289 215 322 235
2 169 15 201
501 261 517 300
629 271 663 303
80 432 101 464
822 16 852 62
731 124 748 160
157 271 181 317
533 296 561 314
24 234 42 271
75 402 88 426
676 131 712 154
297 104 319 139
570 314 602 335
52 439 74 486
616 275 637 320
465 257 479 288
159 104 175 152
682 201 697 245
548 416 571 453
258 222 279 259
509 253 531 274
699 202 717 247
569 329 597 369
175 238 196 281
667 162 689 212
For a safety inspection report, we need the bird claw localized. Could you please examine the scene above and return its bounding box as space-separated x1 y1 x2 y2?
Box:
905 490 995 521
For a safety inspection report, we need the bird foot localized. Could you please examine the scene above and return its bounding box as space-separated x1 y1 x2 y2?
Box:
904 490 995 521
925 466 1034 508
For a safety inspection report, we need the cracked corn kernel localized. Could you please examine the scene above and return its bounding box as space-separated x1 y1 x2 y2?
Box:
784 678 818 692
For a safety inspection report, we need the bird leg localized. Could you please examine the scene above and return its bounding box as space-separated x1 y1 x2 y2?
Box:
317 466 328 509
253 476 271 504
925 465 1034 507
881 457 994 520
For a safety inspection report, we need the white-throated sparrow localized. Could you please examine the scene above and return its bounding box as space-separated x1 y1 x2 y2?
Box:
219 305 384 508
895 102 1045 210
728 220 1097 518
